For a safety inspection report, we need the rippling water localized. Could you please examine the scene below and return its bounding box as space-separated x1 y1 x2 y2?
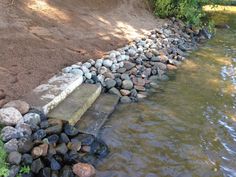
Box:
96 8 236 177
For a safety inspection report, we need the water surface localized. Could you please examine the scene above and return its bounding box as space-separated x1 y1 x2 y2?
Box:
97 8 236 177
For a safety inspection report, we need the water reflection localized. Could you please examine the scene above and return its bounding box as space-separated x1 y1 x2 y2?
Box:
96 9 236 177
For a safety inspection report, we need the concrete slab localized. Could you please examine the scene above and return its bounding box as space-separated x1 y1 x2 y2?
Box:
48 84 102 125
75 94 119 136
22 73 83 115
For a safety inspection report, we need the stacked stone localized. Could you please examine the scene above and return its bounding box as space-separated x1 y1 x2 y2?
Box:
61 18 206 103
0 100 108 177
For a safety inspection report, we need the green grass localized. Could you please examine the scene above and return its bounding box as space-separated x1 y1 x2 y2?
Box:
0 140 9 177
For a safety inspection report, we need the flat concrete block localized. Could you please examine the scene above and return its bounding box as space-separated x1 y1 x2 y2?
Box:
22 73 83 115
48 84 102 125
75 94 119 136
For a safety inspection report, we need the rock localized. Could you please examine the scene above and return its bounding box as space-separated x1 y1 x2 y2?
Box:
51 171 59 177
22 154 33 165
108 88 121 97
45 125 62 135
132 78 146 86
83 62 92 69
120 96 132 104
39 167 51 177
74 134 95 146
122 80 133 90
81 145 91 153
50 158 61 171
60 166 74 177
59 133 70 144
130 89 138 97
156 62 167 70
28 108 47 121
46 134 59 144
71 69 83 76
8 151 22 165
48 145 56 156
16 123 32 137
33 129 46 140
18 137 34 153
85 73 92 80
4 139 18 153
121 73 130 80
67 141 81 151
31 158 44 174
80 154 97 166
128 48 136 57
1 126 19 142
31 144 48 158
72 163 96 177
117 67 126 74
103 71 114 79
120 89 131 96
124 61 135 70
137 92 147 99
40 121 49 129
64 124 80 136
3 100 30 115
105 79 116 89
103 60 113 68
64 150 80 164
55 143 68 154
115 78 122 87
151 56 160 62
134 85 146 91
23 113 41 126
81 66 90 74
0 107 22 126
8 165 20 177
145 51 153 59
90 139 109 158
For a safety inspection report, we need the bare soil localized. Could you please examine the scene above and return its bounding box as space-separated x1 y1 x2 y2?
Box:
0 0 164 101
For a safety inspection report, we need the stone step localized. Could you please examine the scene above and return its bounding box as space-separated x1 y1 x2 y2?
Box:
22 73 83 115
48 84 102 125
75 94 120 137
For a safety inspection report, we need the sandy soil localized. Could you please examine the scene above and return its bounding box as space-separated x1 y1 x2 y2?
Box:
0 0 164 101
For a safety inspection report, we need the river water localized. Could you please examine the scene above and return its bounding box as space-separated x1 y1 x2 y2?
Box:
97 8 236 177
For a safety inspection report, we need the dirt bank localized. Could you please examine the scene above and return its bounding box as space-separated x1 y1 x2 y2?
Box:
0 0 164 101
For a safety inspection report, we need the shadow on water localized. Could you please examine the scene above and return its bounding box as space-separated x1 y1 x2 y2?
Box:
96 7 236 177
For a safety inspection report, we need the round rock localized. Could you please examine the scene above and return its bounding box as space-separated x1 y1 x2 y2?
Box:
72 163 96 177
0 107 22 126
3 100 30 115
4 138 18 153
8 151 22 165
122 80 134 90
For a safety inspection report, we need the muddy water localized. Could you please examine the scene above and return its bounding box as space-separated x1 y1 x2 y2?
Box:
97 10 236 177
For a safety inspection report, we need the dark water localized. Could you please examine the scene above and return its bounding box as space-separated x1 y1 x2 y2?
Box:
97 8 236 177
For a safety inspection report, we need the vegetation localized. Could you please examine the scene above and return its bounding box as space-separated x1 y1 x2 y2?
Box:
0 141 9 177
152 0 230 28
16 166 30 177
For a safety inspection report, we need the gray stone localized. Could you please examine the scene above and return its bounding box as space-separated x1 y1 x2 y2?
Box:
120 96 132 104
103 60 113 67
124 61 135 70
1 126 19 142
18 137 34 153
128 48 136 57
31 158 44 174
108 88 121 97
23 113 41 126
16 123 32 137
83 62 92 69
95 62 102 69
117 67 126 74
151 56 160 62
121 74 130 80
122 80 133 90
4 139 18 153
0 107 22 126
98 66 108 75
8 151 22 165
62 67 72 73
8 165 20 177
81 66 90 74
105 79 116 89
71 69 83 76
85 73 92 80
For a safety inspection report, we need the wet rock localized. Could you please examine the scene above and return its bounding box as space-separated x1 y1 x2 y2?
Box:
31 158 44 174
0 107 22 126
74 134 95 146
8 165 20 177
1 126 19 142
108 87 121 97
122 80 133 90
120 96 132 104
39 167 51 177
23 113 41 126
59 133 70 144
3 100 30 115
4 139 18 152
67 141 81 151
50 158 61 171
91 139 109 159
72 163 96 177
64 124 80 136
60 165 74 177
8 151 22 165
55 143 68 154
22 154 33 165
45 134 59 144
33 129 46 140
